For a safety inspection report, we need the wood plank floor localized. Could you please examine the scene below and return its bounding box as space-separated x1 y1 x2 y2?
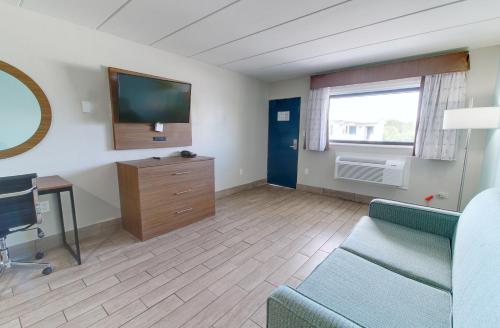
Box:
0 185 367 328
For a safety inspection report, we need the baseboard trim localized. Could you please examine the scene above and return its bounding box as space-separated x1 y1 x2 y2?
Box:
296 184 374 204
215 179 267 199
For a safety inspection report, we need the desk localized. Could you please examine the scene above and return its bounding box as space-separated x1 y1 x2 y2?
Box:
37 175 81 265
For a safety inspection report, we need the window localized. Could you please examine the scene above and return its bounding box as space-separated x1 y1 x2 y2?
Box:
329 82 421 145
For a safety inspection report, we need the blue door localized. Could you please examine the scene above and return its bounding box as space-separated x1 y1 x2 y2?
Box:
267 97 300 188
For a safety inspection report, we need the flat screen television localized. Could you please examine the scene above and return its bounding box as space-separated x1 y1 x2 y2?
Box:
114 72 191 123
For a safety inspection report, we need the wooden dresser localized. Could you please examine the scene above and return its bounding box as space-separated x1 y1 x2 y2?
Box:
116 156 215 240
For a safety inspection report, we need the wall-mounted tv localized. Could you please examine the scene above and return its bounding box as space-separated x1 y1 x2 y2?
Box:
113 72 191 123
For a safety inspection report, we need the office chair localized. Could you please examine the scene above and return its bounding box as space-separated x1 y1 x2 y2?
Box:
0 173 52 276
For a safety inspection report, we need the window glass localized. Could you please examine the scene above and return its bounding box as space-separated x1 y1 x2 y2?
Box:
329 89 420 144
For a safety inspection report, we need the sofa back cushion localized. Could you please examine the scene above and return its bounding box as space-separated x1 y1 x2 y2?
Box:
453 188 500 328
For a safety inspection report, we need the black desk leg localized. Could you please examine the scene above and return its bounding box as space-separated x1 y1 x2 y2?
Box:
55 188 82 265
69 188 81 265
56 192 67 246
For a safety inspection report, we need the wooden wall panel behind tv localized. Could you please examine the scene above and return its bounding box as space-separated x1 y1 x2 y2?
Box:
108 67 192 150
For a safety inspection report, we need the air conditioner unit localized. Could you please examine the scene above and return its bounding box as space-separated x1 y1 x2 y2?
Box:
335 156 405 187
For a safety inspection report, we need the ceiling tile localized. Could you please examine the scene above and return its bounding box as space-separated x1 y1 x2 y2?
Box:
99 0 238 45
153 0 349 57
226 0 500 73
193 0 462 65
252 18 500 81
20 0 129 29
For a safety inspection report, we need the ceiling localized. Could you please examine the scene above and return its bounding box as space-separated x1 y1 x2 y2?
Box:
4 0 500 81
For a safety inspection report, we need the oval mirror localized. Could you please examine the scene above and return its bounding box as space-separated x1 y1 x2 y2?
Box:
0 61 51 158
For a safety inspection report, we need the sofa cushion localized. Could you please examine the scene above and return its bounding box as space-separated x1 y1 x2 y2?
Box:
452 188 500 328
297 248 452 328
340 216 452 290
267 286 362 328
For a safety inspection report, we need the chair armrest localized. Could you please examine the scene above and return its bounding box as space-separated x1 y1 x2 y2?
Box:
267 286 361 328
369 199 460 239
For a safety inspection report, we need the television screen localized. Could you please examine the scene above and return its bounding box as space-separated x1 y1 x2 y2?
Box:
116 73 191 123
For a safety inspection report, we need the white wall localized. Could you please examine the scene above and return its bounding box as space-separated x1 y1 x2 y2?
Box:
268 46 500 211
479 55 500 189
0 4 269 245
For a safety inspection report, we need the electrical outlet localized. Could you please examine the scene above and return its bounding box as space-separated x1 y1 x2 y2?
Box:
39 201 50 213
304 168 309 175
239 168 244 175
437 192 449 199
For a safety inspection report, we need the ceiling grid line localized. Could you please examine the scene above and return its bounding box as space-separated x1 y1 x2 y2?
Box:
256 16 500 73
220 0 466 67
96 0 133 30
150 0 243 46
188 0 353 58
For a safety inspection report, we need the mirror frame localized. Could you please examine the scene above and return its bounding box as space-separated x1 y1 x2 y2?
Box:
0 60 52 159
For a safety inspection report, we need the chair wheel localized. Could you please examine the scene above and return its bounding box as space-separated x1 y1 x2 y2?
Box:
35 251 44 260
42 266 53 275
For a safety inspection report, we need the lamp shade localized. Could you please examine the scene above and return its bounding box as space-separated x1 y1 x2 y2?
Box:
443 107 500 130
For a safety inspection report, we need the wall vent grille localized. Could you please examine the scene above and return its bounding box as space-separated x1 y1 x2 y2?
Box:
337 163 384 183
335 155 405 187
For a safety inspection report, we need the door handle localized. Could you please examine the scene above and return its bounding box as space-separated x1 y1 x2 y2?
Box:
290 138 298 150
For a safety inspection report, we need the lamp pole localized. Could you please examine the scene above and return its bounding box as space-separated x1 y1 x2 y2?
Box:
457 128 471 212
443 103 500 212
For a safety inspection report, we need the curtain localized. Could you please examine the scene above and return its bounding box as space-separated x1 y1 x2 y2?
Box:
305 87 330 151
415 72 467 160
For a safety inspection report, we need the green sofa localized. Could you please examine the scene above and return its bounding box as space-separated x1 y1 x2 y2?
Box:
267 188 500 328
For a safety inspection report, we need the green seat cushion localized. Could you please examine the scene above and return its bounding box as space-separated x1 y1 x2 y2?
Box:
340 216 452 290
297 249 452 328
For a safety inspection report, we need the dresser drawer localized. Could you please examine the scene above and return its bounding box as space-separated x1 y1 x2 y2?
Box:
140 178 214 210
139 160 212 189
141 196 215 239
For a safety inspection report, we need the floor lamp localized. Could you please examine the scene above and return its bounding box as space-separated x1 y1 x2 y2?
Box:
443 107 500 211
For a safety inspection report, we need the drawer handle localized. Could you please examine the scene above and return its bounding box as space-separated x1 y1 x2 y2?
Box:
175 208 193 214
173 171 190 175
174 189 192 195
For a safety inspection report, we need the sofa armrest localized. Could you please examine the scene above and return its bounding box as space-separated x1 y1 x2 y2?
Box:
267 286 361 328
369 199 460 239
